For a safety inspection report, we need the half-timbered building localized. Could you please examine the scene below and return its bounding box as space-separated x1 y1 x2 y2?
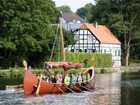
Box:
65 23 121 67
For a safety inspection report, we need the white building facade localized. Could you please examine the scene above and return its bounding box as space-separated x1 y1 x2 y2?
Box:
65 23 121 67
60 13 85 31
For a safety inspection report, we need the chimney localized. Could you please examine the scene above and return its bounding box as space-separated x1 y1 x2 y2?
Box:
95 21 98 28
85 17 87 21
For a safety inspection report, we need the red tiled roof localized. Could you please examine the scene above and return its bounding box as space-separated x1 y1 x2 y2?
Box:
80 23 121 44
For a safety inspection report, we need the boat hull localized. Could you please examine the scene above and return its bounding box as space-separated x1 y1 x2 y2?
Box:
23 67 95 95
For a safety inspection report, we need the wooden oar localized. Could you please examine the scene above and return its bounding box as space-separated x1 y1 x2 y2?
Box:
64 85 75 93
72 84 83 92
35 74 43 96
79 84 93 91
86 82 95 89
54 84 65 93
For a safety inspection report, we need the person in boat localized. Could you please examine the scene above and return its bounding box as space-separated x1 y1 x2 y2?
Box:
64 73 70 86
69 73 72 83
86 73 90 81
42 74 46 80
28 66 32 70
77 72 82 84
46 76 50 82
82 73 87 83
36 73 40 79
50 75 56 83
71 73 77 84
56 74 63 85
55 74 59 81
47 75 51 83
43 74 49 82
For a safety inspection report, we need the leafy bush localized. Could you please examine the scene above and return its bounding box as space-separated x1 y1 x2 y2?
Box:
0 68 24 78
65 52 112 68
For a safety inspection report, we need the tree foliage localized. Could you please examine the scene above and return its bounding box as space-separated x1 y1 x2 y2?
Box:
76 3 94 22
50 26 76 61
63 30 75 47
0 0 59 68
57 5 72 13
89 0 140 66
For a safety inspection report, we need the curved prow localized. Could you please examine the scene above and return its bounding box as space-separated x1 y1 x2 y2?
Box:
88 68 94 78
23 60 28 70
83 66 94 81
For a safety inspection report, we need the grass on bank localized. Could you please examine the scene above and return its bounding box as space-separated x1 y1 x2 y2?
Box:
0 67 114 78
0 66 139 78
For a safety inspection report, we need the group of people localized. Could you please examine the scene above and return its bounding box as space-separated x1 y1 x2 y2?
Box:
41 72 91 86
42 74 63 84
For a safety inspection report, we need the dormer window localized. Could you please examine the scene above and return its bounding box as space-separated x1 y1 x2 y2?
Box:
77 21 81 23
73 20 76 22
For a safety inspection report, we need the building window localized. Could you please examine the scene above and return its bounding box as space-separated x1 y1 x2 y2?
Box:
118 50 121 56
74 35 79 40
92 49 96 53
88 35 93 41
104 49 106 53
84 35 87 40
79 49 82 52
100 49 102 53
115 50 117 56
80 35 84 40
88 49 92 52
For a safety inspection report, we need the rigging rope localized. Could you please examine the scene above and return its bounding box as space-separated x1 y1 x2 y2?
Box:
49 24 60 62
49 34 57 61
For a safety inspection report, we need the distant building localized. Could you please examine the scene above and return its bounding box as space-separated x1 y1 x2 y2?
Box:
65 23 121 67
59 13 85 31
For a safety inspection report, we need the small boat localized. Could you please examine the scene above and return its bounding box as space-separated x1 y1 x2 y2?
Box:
23 16 95 95
23 64 95 95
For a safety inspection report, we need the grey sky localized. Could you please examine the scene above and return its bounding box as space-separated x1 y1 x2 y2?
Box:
52 0 95 12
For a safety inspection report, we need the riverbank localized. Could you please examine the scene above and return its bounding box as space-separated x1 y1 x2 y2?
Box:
0 66 139 78
97 66 140 73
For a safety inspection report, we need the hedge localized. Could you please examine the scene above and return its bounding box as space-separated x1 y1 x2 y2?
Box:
0 68 24 78
65 52 112 68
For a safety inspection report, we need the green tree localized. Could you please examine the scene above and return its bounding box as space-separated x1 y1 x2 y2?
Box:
76 3 94 22
63 30 75 47
90 0 140 66
0 0 58 68
57 5 72 13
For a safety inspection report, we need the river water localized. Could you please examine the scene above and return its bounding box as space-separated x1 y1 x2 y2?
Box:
0 71 140 105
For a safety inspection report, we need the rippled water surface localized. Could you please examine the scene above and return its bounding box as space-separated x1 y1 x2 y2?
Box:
0 72 140 105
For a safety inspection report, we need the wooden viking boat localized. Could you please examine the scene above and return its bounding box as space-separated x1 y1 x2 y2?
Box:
23 16 95 96
23 65 95 95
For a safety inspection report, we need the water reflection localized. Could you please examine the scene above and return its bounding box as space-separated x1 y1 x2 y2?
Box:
95 72 121 105
121 72 140 105
0 72 140 105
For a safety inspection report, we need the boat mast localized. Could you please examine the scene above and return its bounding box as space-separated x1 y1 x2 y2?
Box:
59 17 65 61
